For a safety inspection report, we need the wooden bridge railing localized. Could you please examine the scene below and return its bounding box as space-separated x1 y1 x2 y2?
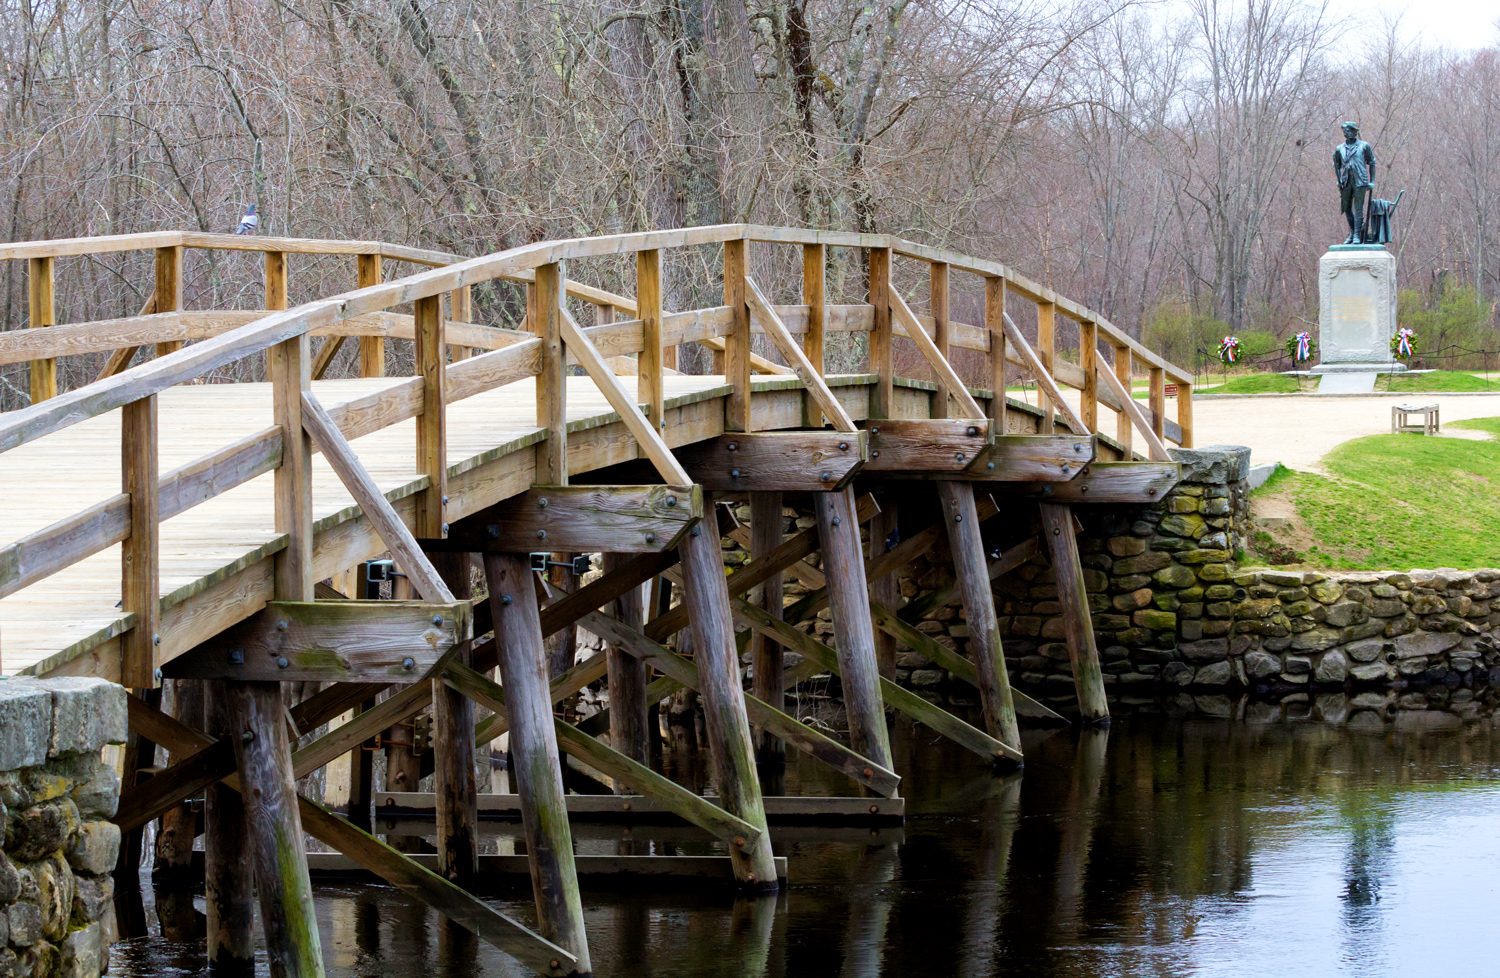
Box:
0 224 1193 686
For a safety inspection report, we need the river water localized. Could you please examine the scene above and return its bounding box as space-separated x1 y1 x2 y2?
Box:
114 689 1500 977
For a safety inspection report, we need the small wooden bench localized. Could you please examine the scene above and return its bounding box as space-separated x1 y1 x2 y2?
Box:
1392 403 1439 435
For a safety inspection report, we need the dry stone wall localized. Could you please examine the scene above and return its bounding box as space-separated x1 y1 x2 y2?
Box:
0 678 126 978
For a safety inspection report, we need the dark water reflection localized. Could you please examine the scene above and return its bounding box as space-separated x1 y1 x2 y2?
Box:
116 692 1500 977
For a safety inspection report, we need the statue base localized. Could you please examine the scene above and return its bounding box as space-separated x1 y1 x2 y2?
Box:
1317 246 1397 368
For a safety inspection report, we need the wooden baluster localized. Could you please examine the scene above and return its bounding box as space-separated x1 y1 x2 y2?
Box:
1079 319 1097 434
749 491 785 767
803 244 826 428
931 261 950 419
1115 346 1133 453
638 250 664 432
724 239 751 431
483 554 592 969
535 263 567 485
869 246 893 419
677 500 779 888
813 487 894 776
1178 380 1194 448
266 252 312 602
604 552 651 773
204 680 255 971
450 285 473 362
414 293 446 539
986 277 1007 432
154 246 184 358
939 482 1019 748
431 550 477 887
1036 300 1055 433
357 253 384 377
227 680 326 978
1150 366 1167 442
28 255 55 403
121 394 159 688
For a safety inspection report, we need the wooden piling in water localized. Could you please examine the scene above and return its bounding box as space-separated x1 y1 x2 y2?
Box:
430 549 478 887
227 680 325 978
1040 501 1110 724
204 680 255 972
813 488 895 773
938 481 1021 751
483 553 592 973
603 553 650 775
154 678 204 880
749 492 785 766
867 495 900 682
677 499 780 889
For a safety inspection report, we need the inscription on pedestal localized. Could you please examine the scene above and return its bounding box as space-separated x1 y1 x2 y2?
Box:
1319 249 1396 365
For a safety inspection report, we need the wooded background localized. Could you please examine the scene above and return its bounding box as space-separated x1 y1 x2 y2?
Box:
2 0 1498 405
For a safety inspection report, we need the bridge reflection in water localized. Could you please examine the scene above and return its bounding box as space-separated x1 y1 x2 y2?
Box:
112 689 1500 977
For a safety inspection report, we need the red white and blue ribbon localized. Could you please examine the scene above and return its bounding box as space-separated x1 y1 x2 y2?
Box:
1395 328 1415 358
1218 335 1240 364
1293 331 1311 362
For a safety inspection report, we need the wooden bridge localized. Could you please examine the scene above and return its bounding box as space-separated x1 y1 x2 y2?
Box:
0 225 1193 976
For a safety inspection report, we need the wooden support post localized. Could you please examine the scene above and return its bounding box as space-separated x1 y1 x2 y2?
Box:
802 244 826 428
357 253 384 377
121 395 160 689
1178 380 1194 448
604 553 650 774
637 249 664 433
1039 502 1109 724
114 687 159 884
266 250 312 603
749 492 784 767
677 496 779 888
869 246 893 419
154 246 184 358
724 239 752 432
154 679 203 880
430 550 477 887
986 277 1007 431
204 680 255 971
1079 319 1097 433
415 293 446 539
482 554 591 971
546 557 579 680
931 261 950 419
1116 346 1133 451
813 488 894 774
868 497 899 682
1149 366 1166 442
938 482 1020 748
347 696 375 834
1036 301 1055 433
227 681 325 978
535 262 568 484
27 255 55 403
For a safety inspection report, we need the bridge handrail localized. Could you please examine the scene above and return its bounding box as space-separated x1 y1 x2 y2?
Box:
0 224 1193 685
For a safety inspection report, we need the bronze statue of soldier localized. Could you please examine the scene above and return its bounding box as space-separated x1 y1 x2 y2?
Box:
1334 121 1377 244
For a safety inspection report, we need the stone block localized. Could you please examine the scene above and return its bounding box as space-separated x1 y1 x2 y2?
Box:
1198 564 1235 582
1181 620 1204 640
1315 649 1349 683
1113 574 1152 591
909 669 944 687
1153 565 1197 589
1394 631 1461 659
9 901 42 946
1161 662 1194 685
1177 548 1231 565
1204 585 1236 601
1107 536 1147 557
0 854 21 904
1178 602 1204 619
1291 627 1342 652
1195 661 1233 685
1134 610 1177 631
1115 627 1153 646
35 854 73 942
1159 513 1206 538
1151 535 1195 553
1041 617 1067 639
1113 552 1171 576
1154 593 1181 612
1113 589 1153 612
67 822 120 877
1245 651 1281 678
1371 584 1399 598
1409 594 1447 615
1324 602 1367 627
1369 598 1404 618
1081 569 1109 593
9 799 80 862
60 921 102 978
1179 639 1228 663
1167 496 1201 514
1344 640 1385 663
0 684 52 771
1094 614 1131 632
1170 445 1251 483
1284 655 1312 674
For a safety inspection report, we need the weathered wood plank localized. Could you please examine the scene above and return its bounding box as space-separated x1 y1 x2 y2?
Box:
888 287 985 419
637 250 664 431
357 253 384 377
802 244 826 427
869 246 893 418
120 395 159 688
428 551 477 889
438 484 702 554
1094 356 1172 461
28 255 56 403
155 247 184 359
203 681 254 970
723 239 752 431
986 277 1006 430
1000 310 1089 434
1016 461 1180 503
966 434 1095 482
375 792 902 823
861 418 991 472
160 600 470 682
601 553 650 773
414 293 447 537
672 432 865 492
749 491 784 766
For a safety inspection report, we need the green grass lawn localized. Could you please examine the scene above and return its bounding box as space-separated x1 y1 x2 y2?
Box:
1377 370 1500 392
1200 373 1318 394
1252 424 1500 568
